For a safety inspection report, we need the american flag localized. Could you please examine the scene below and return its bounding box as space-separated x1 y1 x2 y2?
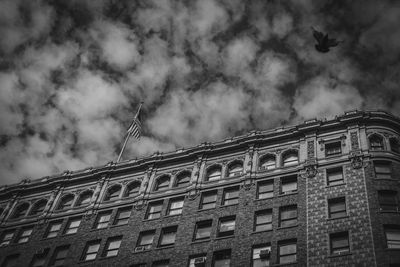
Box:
126 117 141 139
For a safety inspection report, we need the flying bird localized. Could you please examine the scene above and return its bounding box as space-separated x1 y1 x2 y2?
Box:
311 27 342 53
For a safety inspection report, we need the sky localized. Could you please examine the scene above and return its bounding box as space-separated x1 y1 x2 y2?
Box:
0 0 399 186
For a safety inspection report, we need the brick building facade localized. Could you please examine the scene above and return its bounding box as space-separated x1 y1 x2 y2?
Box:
0 110 399 267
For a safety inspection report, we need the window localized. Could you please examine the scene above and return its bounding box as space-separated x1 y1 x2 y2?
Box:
0 230 15 246
222 187 239 206
82 240 101 261
252 245 271 267
154 175 170 191
94 211 112 229
328 197 347 218
374 162 392 179
57 195 74 210
125 182 140 197
45 221 62 238
227 162 243 177
327 167 344 186
217 216 235 237
282 151 298 167
278 240 297 264
385 226 400 249
11 203 29 219
378 191 398 212
159 226 177 247
104 185 121 201
279 205 297 227
206 166 222 181
257 181 273 199
188 254 207 267
255 210 272 232
194 220 212 241
152 260 170 267
200 191 217 210
259 155 276 170
213 250 231 267
114 207 132 225
30 248 49 267
137 230 155 250
103 236 122 257
369 134 384 151
16 226 33 243
64 217 81 235
175 172 191 188
29 200 47 216
390 138 400 153
280 176 297 194
75 191 92 207
330 231 350 254
50 245 70 266
167 198 184 216
325 141 342 156
1 254 19 267
145 201 163 219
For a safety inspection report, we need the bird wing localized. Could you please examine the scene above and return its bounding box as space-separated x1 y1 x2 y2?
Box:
327 38 340 47
311 27 324 43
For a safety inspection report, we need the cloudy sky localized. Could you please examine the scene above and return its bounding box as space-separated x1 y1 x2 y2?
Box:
0 0 399 185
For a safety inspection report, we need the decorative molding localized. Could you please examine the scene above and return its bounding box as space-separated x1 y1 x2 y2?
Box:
303 159 318 178
186 189 200 200
241 178 255 190
307 140 315 159
350 132 359 150
319 134 347 151
349 151 364 169
134 199 146 210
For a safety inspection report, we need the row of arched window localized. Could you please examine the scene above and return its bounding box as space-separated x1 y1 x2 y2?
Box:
368 134 399 153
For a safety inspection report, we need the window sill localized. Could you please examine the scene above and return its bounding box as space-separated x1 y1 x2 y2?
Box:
197 207 216 212
90 227 108 232
109 223 128 229
78 259 96 264
219 203 239 208
273 261 298 266
99 255 118 261
374 178 397 181
327 215 349 221
278 192 298 197
191 238 211 244
142 217 161 222
215 235 235 241
164 214 182 219
254 197 274 202
326 183 346 188
251 229 273 235
277 224 298 230
328 252 352 258
325 153 342 159
155 245 175 250
385 248 400 251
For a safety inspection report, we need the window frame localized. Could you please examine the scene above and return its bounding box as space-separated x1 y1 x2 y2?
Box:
330 231 350 255
64 216 82 235
137 230 155 250
325 141 342 157
104 186 121 202
29 200 47 216
369 135 384 151
16 226 33 244
49 245 70 266
188 254 207 267
222 187 239 206
259 155 276 170
114 207 132 226
193 220 212 241
11 203 29 219
81 240 101 262
282 151 299 167
154 175 171 191
252 244 271 267
125 182 140 197
167 197 184 216
280 175 297 194
145 201 163 220
278 240 297 264
57 195 74 211
374 161 392 179
279 205 297 228
45 220 63 239
175 172 191 188
257 180 273 199
75 191 92 207
254 209 272 232
328 197 347 219
212 249 231 267
103 236 122 258
385 226 400 249
206 166 222 181
199 191 217 210
378 191 398 212
94 211 112 229
326 167 344 186
30 248 49 267
158 226 177 247
0 229 15 246
227 162 243 177
1 254 19 267
217 216 236 238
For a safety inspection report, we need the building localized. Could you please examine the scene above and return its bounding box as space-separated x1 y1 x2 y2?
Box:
0 110 400 267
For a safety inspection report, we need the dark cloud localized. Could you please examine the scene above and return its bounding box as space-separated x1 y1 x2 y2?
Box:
0 0 399 185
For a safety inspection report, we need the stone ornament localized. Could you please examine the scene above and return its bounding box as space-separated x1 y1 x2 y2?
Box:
187 189 200 200
350 132 359 150
349 151 363 169
303 159 318 178
242 178 255 190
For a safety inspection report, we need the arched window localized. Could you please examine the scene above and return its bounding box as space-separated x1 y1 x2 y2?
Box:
227 162 243 177
390 138 399 153
29 199 47 216
57 194 74 210
11 203 29 219
206 166 222 181
124 182 140 197
369 134 384 151
104 185 121 201
175 172 191 188
75 191 93 207
154 175 170 191
259 155 276 170
282 151 299 167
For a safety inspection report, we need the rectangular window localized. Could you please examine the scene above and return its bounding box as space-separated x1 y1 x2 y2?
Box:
1 254 19 267
103 236 122 257
49 245 70 266
328 197 347 218
64 217 81 235
257 181 273 199
159 226 177 247
252 245 271 267
194 220 212 241
114 207 132 225
222 187 239 206
16 226 33 244
200 191 217 210
30 248 49 267
94 211 112 229
136 230 155 250
375 162 392 179
327 167 344 186
167 198 184 216
278 240 297 264
213 250 231 267
385 227 400 249
280 176 297 194
82 240 101 261
255 210 272 232
188 254 207 267
217 216 235 237
45 221 62 239
145 201 163 220
0 229 15 246
325 141 342 156
279 205 297 227
152 260 170 267
330 232 350 254
379 191 399 212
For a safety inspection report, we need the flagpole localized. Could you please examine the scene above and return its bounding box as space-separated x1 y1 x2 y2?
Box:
117 102 143 163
